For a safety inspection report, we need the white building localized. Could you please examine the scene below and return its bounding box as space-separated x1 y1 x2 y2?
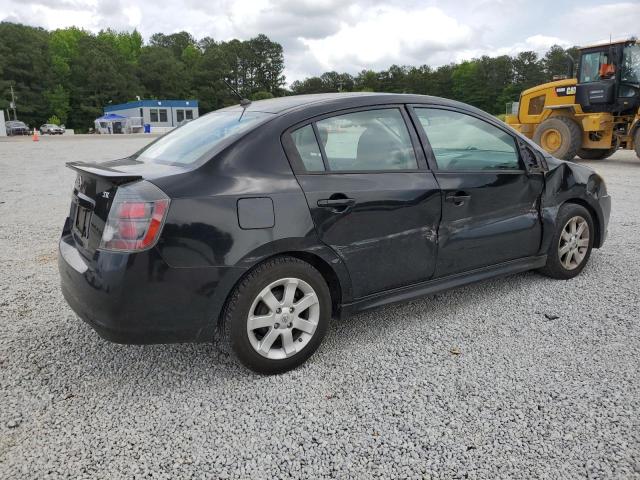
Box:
103 99 199 132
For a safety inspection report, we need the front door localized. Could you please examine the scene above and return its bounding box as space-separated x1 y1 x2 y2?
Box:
285 107 441 299
411 106 544 277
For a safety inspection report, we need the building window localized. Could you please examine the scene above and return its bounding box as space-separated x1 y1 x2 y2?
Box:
177 110 185 122
159 109 168 122
150 109 159 122
185 110 193 120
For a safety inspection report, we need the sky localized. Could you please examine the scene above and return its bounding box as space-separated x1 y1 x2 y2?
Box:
1 0 638 83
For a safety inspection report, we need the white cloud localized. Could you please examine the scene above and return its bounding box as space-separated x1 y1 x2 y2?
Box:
301 6 474 72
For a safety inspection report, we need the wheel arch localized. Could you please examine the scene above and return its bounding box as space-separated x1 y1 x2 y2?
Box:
561 198 602 248
216 248 351 332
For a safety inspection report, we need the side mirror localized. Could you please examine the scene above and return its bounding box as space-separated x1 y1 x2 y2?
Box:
519 142 546 173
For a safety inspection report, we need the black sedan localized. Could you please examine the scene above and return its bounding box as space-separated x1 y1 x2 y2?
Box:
59 93 611 374
6 120 30 136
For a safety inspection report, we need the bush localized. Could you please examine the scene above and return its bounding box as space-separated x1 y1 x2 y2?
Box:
250 91 274 101
47 115 61 125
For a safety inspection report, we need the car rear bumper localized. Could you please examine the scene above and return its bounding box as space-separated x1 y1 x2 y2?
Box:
58 233 246 344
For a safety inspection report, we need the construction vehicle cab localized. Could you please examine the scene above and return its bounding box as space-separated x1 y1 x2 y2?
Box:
507 38 640 160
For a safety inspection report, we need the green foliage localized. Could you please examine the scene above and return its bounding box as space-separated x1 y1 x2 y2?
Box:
47 114 61 125
291 45 579 115
44 85 70 124
0 22 287 129
0 22 52 127
251 91 274 100
0 21 580 128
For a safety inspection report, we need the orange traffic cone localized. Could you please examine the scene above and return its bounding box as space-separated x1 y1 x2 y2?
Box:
32 128 39 142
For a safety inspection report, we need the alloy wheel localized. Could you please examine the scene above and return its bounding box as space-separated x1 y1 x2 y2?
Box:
246 277 320 360
558 215 590 270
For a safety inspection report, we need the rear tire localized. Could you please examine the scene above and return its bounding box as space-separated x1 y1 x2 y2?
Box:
222 256 331 374
533 117 582 160
577 146 617 160
634 128 640 160
538 203 594 280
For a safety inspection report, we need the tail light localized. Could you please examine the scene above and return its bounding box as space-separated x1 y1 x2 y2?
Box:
100 180 170 252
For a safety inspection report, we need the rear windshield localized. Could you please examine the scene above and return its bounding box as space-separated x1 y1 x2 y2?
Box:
136 110 273 165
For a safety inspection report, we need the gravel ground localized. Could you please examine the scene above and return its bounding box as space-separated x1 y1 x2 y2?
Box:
1 135 639 479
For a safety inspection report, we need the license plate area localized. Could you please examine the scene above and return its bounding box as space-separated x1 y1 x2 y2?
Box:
74 204 92 239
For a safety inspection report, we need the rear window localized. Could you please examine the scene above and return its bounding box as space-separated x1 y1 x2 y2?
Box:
136 110 272 165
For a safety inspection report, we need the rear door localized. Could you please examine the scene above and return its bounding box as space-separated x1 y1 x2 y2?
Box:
283 106 441 299
409 106 544 278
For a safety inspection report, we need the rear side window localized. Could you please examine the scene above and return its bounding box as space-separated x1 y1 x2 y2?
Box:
316 109 418 171
414 108 520 171
136 110 272 165
291 125 325 172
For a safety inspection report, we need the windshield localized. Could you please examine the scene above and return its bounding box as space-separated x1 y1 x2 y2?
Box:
621 44 640 83
136 110 273 165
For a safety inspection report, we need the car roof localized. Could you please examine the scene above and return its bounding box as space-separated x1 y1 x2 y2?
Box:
219 92 474 115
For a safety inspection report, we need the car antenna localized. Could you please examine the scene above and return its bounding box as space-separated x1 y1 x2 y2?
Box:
223 80 251 121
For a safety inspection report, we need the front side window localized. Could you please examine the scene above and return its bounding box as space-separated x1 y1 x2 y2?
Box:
315 109 418 171
150 109 159 122
136 110 272 165
159 109 168 122
415 108 520 171
291 125 325 172
621 44 640 84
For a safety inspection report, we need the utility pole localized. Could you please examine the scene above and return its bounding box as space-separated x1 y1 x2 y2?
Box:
9 85 17 120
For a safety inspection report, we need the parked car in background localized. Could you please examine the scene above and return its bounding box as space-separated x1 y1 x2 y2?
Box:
6 120 30 136
59 93 611 375
40 124 64 135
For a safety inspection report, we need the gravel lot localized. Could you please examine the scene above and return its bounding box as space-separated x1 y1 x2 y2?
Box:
1 135 639 479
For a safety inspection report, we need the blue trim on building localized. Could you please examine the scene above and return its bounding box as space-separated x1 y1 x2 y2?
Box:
104 99 199 112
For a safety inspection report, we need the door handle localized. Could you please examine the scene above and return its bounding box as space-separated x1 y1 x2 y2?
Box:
317 197 356 210
445 192 471 206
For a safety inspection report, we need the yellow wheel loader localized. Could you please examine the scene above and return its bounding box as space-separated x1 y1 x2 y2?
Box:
507 38 640 160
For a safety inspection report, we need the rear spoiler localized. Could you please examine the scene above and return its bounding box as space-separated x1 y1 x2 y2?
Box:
66 162 142 184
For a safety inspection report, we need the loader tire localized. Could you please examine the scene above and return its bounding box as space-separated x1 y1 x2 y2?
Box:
533 117 582 160
635 128 640 160
577 146 617 160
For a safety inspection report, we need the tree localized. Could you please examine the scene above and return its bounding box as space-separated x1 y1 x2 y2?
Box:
138 46 188 99
67 34 140 129
44 85 71 124
543 45 579 80
0 22 53 126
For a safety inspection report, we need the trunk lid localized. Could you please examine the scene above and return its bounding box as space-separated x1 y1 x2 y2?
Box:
66 158 184 257
67 162 143 257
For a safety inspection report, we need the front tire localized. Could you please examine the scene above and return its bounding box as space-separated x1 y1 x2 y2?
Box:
223 256 331 374
634 128 640 160
533 117 582 160
538 203 594 279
